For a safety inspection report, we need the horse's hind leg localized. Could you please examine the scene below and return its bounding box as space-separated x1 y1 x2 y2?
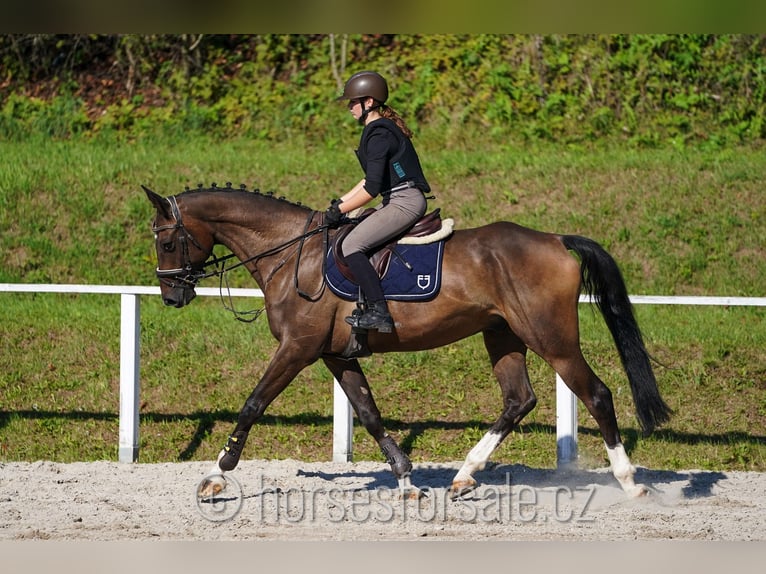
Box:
551 352 647 497
451 326 537 498
323 356 420 497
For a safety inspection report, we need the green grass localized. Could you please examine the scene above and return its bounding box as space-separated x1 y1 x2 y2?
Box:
1 294 763 471
1 134 765 471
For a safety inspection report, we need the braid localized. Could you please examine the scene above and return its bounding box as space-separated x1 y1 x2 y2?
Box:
379 105 413 139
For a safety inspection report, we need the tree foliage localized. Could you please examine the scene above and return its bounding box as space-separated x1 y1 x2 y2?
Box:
2 34 766 146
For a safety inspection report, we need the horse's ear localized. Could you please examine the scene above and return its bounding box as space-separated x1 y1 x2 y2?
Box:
142 185 171 218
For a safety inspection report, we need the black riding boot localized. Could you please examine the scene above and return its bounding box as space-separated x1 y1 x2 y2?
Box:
343 252 394 333
352 299 394 333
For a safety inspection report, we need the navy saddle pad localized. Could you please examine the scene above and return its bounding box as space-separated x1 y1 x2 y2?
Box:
325 241 445 301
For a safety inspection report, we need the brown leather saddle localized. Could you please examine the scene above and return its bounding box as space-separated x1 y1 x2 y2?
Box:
331 208 444 282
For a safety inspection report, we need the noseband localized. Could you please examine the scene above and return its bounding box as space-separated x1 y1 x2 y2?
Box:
152 195 209 289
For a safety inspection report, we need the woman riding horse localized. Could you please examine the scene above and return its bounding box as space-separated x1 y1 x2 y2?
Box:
325 71 431 333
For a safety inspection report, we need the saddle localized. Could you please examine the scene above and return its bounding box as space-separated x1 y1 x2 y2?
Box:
331 208 448 282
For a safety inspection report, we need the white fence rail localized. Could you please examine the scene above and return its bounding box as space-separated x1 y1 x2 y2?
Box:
2 283 765 468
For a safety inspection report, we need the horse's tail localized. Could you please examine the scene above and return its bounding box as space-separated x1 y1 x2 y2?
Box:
561 234 672 435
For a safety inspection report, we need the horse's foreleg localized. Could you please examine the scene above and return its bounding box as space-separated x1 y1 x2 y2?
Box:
323 356 420 498
198 344 315 496
451 329 536 498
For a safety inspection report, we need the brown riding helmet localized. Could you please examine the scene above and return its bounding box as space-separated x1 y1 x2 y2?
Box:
338 71 389 104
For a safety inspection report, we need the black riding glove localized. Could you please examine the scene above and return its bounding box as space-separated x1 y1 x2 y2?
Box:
324 200 343 227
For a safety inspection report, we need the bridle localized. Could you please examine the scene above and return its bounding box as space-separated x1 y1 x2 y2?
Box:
152 195 211 290
152 195 331 319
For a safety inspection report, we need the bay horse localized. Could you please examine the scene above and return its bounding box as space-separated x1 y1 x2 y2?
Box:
144 184 671 499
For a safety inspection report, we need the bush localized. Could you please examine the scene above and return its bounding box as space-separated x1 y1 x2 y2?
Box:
1 34 766 147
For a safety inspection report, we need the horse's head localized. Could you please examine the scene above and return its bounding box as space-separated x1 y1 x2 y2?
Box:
143 185 214 308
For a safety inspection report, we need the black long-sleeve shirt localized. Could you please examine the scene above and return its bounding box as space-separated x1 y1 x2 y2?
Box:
355 118 431 199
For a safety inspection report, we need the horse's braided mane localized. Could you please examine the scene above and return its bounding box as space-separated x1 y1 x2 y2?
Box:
181 181 311 211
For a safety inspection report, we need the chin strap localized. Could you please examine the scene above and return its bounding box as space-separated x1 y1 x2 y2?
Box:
358 101 383 125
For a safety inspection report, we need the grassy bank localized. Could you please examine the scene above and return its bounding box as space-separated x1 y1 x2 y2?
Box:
1 134 764 471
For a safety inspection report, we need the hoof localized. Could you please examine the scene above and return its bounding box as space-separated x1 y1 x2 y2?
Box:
628 484 650 498
449 478 477 500
197 474 227 498
399 486 427 501
396 475 425 500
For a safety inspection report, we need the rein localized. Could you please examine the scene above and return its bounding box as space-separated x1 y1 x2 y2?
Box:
206 212 329 320
154 195 330 322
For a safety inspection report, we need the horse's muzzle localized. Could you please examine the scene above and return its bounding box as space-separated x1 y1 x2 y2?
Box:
162 286 197 308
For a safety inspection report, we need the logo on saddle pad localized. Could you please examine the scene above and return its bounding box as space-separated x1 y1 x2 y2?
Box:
417 274 431 290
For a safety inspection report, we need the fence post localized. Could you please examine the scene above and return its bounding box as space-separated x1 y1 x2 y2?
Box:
119 293 141 463
332 378 353 462
556 373 578 467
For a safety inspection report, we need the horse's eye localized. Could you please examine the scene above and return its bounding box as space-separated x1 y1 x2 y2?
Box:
162 242 175 253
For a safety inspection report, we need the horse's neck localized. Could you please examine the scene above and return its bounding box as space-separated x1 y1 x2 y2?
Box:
189 192 314 282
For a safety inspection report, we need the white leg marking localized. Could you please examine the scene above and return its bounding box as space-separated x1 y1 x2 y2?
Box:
207 449 227 476
606 442 647 497
454 431 503 484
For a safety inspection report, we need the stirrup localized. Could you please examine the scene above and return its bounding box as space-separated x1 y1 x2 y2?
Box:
344 306 365 328
346 309 393 333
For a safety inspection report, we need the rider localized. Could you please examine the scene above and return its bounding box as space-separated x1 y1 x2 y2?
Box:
325 71 431 333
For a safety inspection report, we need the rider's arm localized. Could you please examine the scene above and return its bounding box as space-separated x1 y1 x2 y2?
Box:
338 179 374 214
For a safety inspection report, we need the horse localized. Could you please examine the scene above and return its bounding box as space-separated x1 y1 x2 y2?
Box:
144 183 671 499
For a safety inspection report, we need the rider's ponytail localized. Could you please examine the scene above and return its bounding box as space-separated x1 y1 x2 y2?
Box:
379 105 413 139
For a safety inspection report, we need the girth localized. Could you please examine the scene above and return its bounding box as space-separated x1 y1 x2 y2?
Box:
332 208 444 282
